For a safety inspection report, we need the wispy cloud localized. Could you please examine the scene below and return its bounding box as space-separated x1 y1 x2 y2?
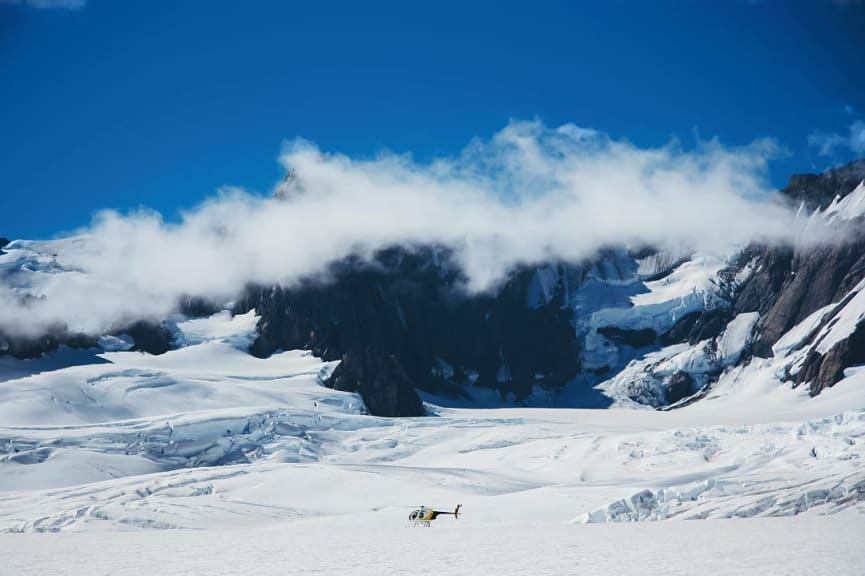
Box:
809 120 865 157
0 120 829 338
0 0 86 9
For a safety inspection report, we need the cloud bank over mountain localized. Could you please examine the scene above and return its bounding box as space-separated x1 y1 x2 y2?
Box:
1 121 827 337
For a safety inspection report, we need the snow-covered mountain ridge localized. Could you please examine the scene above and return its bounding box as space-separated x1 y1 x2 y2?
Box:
233 159 865 413
2 160 865 416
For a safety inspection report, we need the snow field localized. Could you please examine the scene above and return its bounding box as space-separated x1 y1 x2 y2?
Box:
3 517 864 576
0 309 864 574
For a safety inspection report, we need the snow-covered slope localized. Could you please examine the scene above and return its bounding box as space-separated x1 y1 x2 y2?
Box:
0 301 863 574
1 310 863 530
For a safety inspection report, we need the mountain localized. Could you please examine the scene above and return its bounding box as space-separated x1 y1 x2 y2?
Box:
2 162 865 555
2 160 865 417
228 160 865 415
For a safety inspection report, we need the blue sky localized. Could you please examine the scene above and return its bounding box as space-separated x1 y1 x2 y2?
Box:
2 0 864 240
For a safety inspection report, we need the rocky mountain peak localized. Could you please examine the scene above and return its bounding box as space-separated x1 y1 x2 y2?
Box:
781 158 865 211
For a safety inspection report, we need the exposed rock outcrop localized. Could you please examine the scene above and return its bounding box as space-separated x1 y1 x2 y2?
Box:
597 326 657 348
235 248 581 415
0 327 96 359
742 240 865 357
782 159 865 211
665 371 694 404
660 310 731 347
735 159 865 394
123 321 173 355
324 346 425 417
793 319 865 395
0 320 172 359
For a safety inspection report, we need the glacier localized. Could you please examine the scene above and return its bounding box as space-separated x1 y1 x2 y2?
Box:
0 308 863 575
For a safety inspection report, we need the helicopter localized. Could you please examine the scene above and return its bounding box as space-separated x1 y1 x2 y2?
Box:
408 504 461 527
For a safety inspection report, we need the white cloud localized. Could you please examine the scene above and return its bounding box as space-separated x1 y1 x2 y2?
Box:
0 120 831 338
0 0 86 9
810 120 865 157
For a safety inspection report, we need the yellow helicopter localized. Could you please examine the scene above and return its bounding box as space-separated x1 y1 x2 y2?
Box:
408 504 461 527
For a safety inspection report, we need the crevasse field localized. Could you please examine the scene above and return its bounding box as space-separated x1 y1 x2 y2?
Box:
1 311 864 575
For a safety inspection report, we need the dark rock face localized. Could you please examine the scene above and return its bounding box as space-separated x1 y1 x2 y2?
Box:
597 326 656 348
781 159 865 211
665 371 694 404
0 328 97 359
123 321 173 355
660 309 731 347
0 237 9 255
0 320 174 359
178 296 221 318
235 248 581 415
733 246 795 323
793 320 865 396
742 240 865 357
734 161 865 354
734 159 865 394
325 346 425 417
